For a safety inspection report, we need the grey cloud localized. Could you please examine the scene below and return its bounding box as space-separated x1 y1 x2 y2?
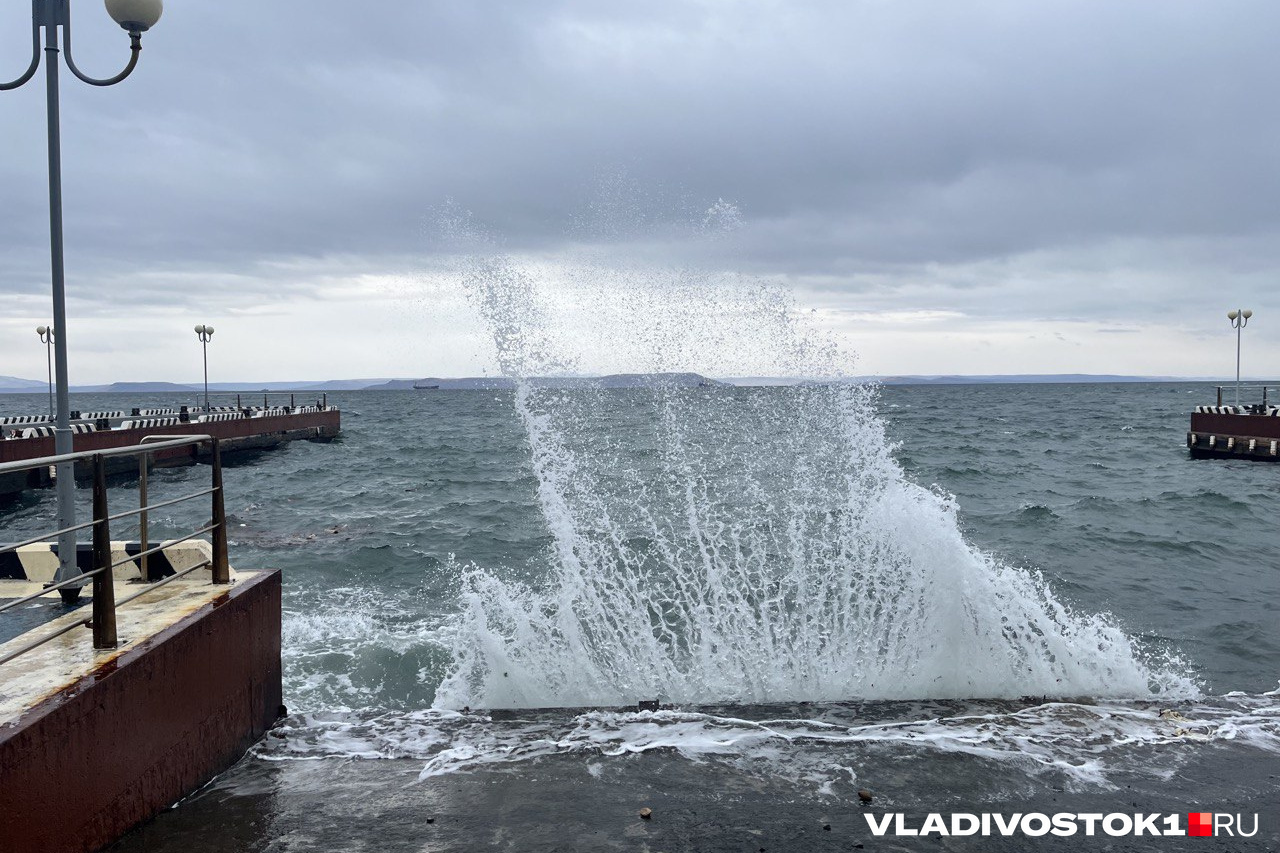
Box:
2 0 1279 354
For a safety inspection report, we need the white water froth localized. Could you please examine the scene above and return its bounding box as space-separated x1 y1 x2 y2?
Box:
251 696 1280 792
431 234 1197 709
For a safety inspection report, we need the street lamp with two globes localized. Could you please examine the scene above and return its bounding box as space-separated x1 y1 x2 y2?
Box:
194 325 214 412
2 0 164 596
1227 308 1253 406
35 325 55 419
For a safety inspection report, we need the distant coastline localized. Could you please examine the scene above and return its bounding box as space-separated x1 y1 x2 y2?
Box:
0 372 1249 394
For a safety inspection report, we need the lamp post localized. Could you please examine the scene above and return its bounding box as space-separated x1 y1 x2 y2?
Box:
35 325 55 419
194 324 214 412
3 0 163 600
1228 308 1253 406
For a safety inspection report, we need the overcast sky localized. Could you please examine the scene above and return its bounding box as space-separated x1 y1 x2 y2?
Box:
2 0 1279 383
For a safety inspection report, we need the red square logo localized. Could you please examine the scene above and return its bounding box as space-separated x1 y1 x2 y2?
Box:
1188 812 1214 837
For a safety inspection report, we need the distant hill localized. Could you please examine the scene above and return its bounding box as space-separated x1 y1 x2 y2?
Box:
0 375 48 393
725 374 1217 386
409 373 728 390
872 373 1195 385
364 379 420 390
99 381 197 393
205 379 397 392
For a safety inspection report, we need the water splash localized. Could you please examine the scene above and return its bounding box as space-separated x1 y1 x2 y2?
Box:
433 240 1196 709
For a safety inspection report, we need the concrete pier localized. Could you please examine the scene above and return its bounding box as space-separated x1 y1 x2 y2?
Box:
0 407 340 499
1188 405 1280 460
0 564 282 853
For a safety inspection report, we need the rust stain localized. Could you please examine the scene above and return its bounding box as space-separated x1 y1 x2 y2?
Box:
89 656 119 680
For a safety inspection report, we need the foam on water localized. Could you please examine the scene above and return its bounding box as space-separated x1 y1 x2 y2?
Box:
252 694 1280 792
427 235 1198 710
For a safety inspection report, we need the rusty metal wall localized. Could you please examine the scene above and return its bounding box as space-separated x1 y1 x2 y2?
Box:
1190 411 1280 439
0 570 282 853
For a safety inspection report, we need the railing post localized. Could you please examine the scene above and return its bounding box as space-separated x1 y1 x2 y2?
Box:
91 454 118 649
1217 386 1223 407
210 438 230 584
139 450 150 582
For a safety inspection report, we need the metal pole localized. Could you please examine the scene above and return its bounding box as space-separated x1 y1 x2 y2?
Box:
44 10 79 597
139 450 150 581
203 337 209 412
1236 317 1242 406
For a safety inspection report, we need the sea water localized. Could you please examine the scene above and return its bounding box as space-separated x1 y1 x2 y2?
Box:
1 382 1277 851
2 261 1278 849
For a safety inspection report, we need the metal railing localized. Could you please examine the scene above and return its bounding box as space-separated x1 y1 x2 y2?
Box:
192 391 330 413
0 435 229 666
1215 384 1277 408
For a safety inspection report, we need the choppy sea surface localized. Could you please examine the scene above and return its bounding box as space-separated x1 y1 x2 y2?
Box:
1 383 1277 851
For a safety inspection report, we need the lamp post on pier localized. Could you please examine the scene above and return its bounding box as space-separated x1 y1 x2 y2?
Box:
35 325 54 419
194 325 214 412
1228 308 1253 406
3 0 164 599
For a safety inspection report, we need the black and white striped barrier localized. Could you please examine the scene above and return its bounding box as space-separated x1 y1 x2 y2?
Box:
0 415 51 425
120 417 181 430
18 424 97 439
1194 404 1280 416
196 413 246 422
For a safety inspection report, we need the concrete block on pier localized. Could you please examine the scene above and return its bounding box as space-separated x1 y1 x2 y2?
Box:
0 540 225 585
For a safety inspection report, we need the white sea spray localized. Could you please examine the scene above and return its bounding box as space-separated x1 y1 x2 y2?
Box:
428 239 1197 709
